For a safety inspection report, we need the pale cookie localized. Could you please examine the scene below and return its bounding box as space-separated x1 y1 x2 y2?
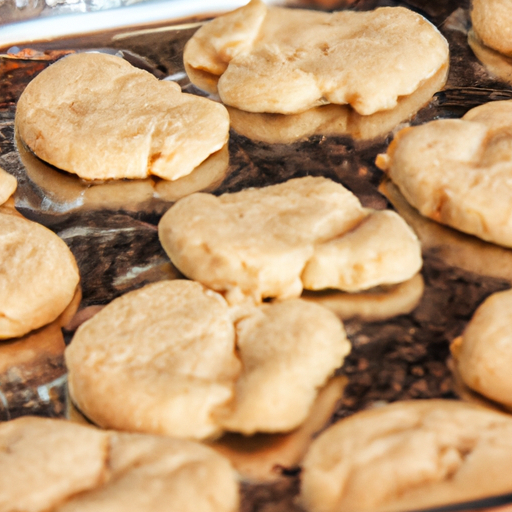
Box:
66 279 240 440
227 64 448 144
16 52 229 181
0 211 80 339
0 167 16 205
215 299 349 435
378 100 512 248
451 289 512 410
184 0 448 115
17 133 229 212
302 210 422 292
468 29 512 85
0 416 238 512
65 280 349 439
159 176 422 304
471 0 512 57
301 400 512 512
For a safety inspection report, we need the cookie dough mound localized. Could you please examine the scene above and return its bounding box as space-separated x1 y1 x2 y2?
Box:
377 100 512 248
301 400 512 512
184 0 449 115
66 280 350 438
0 167 16 205
66 280 240 440
471 0 512 57
216 299 349 435
0 211 80 339
159 177 422 303
452 289 512 409
16 52 229 181
0 417 238 512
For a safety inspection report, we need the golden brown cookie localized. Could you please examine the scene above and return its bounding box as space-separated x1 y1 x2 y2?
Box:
377 100 512 248
16 52 229 181
184 0 448 115
0 416 238 512
65 280 349 439
0 211 80 339
301 399 512 512
158 177 422 304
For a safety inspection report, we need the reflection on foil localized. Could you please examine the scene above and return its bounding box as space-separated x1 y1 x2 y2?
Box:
228 64 449 145
16 133 230 214
302 273 425 322
0 288 80 420
380 179 512 285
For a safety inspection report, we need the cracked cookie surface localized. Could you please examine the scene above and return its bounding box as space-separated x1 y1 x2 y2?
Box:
378 100 512 248
65 280 349 438
158 176 422 304
184 0 448 115
301 399 512 512
0 416 238 512
15 52 229 181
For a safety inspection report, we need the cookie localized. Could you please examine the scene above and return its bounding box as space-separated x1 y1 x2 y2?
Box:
0 211 80 339
65 280 349 438
227 64 448 144
302 210 422 292
16 52 229 181
0 167 16 206
184 0 448 115
468 29 512 85
377 100 512 248
158 177 422 304
154 145 230 202
18 132 228 212
471 0 512 57
66 279 239 440
451 289 512 410
301 399 512 512
210 376 347 482
0 416 238 512
215 299 349 435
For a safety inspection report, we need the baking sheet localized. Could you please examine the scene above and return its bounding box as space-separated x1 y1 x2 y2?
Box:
3 0 512 510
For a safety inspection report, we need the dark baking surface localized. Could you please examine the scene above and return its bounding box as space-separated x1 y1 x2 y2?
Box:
2 0 512 510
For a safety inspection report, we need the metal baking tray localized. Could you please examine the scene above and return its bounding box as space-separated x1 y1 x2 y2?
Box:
3 0 512 510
